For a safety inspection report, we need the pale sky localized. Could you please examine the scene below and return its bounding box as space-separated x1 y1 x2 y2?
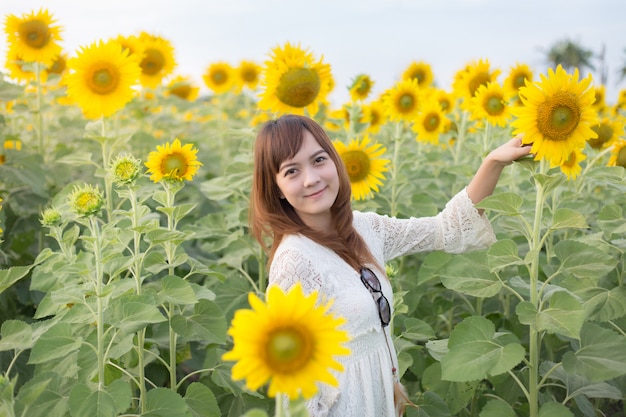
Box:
2 0 625 105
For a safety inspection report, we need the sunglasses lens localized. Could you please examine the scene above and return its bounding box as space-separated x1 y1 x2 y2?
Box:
378 296 391 325
360 268 381 291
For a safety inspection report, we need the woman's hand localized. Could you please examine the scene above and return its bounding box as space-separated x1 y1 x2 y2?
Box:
486 135 533 166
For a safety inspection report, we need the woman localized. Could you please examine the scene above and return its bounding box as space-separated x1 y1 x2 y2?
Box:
249 114 531 416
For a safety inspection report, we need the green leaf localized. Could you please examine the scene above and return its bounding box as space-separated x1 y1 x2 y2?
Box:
533 173 567 196
105 295 166 334
421 362 475 414
29 323 82 364
583 286 626 322
144 387 191 417
487 239 525 272
554 240 617 279
537 401 573 417
474 192 523 215
540 361 622 400
68 383 117 417
562 323 626 382
170 299 227 344
0 264 34 294
597 204 626 236
0 320 33 351
479 399 516 417
158 275 198 305
438 252 502 298
401 317 436 342
549 208 589 230
184 383 220 417
537 291 585 338
441 316 525 381
56 152 96 166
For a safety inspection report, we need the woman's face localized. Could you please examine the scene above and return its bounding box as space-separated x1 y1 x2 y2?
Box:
275 129 340 232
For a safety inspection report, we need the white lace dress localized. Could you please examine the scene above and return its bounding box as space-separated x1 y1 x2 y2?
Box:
268 188 496 417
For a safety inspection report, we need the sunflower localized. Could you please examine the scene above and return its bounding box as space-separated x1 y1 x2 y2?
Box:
428 88 455 114
587 116 624 150
4 46 36 83
453 59 501 111
4 8 63 66
67 184 104 217
145 138 202 183
558 148 586 180
258 42 332 116
511 65 599 165
401 61 434 88
165 75 199 101
44 52 68 80
592 85 607 113
382 78 422 122
115 34 143 58
202 62 235 94
110 154 142 186
469 82 511 127
608 138 626 168
65 39 141 119
348 73 374 102
222 283 350 399
136 32 176 89
503 63 534 100
236 60 262 91
334 136 390 200
412 99 448 145
362 100 386 134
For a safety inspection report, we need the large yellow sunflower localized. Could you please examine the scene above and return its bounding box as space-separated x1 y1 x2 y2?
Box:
222 283 350 399
401 61 434 88
258 42 332 116
412 99 448 145
348 73 375 102
382 78 422 122
362 100 386 134
145 138 202 182
588 116 624 150
511 65 599 165
65 39 141 119
469 82 511 127
136 32 176 89
202 62 235 94
608 138 626 168
4 8 63 66
334 136 390 200
452 59 501 111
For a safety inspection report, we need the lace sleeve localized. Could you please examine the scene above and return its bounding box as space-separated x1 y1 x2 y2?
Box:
268 244 324 296
358 187 496 261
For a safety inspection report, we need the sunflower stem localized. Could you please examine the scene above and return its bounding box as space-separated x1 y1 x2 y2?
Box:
88 215 106 389
275 393 286 417
163 181 179 392
389 122 403 217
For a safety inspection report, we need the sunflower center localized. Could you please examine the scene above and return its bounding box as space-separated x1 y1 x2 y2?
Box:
343 150 371 182
411 70 425 84
562 152 577 168
88 65 120 95
161 153 189 178
171 84 192 99
140 48 165 75
537 91 580 141
276 68 321 108
513 74 527 89
266 327 313 373
76 192 101 214
47 56 66 74
588 123 613 149
484 96 505 116
242 69 258 83
469 72 491 96
424 112 441 132
19 20 50 49
397 93 417 113
211 70 228 85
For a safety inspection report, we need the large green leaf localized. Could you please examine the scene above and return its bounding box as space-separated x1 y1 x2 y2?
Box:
478 399 516 417
540 361 622 401
474 192 524 215
554 240 617 279
487 239 525 272
583 286 626 322
0 320 33 351
438 252 502 298
516 291 585 338
184 382 221 417
170 299 227 344
0 264 34 294
143 387 191 417
421 362 476 414
29 323 82 364
537 401 573 417
562 322 626 382
441 316 525 381
549 208 589 230
157 275 198 305
104 294 167 334
68 383 117 417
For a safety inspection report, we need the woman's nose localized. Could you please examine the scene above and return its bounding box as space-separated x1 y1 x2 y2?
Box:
302 168 320 187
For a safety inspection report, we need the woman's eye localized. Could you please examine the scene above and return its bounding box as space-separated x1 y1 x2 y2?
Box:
315 156 327 163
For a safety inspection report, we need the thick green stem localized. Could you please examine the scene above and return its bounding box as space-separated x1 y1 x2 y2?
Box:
89 216 106 389
164 183 178 391
390 123 403 217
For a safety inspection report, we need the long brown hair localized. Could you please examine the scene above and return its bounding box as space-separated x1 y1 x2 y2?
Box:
250 114 378 271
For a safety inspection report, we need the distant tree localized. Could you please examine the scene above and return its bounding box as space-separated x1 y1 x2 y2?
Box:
618 47 626 83
544 38 595 75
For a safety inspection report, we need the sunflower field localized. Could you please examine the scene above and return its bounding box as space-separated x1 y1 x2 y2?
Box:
1 8 626 417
